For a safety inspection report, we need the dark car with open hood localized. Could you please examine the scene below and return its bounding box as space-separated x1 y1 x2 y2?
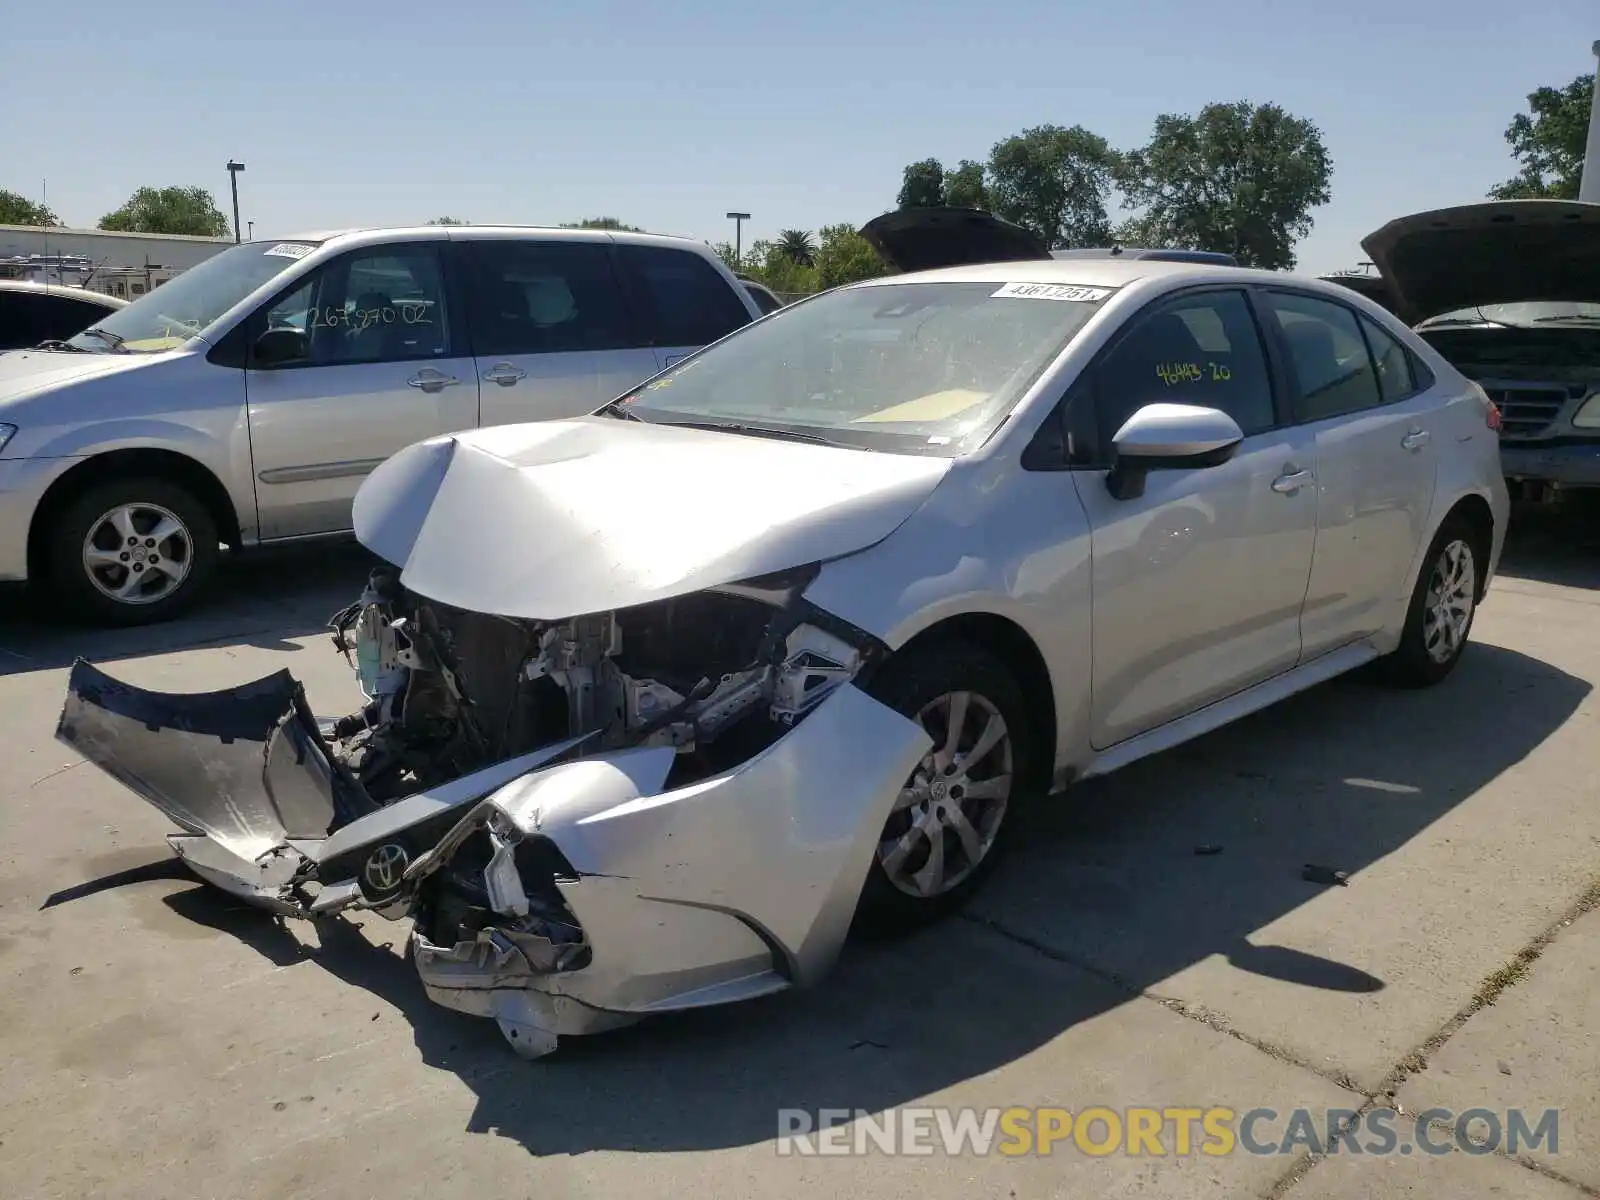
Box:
1325 199 1600 498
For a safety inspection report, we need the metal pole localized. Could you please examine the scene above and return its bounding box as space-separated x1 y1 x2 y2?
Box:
226 160 246 243
726 211 751 269
1580 42 1600 203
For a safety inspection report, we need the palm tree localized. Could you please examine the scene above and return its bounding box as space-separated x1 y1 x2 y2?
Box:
777 229 816 267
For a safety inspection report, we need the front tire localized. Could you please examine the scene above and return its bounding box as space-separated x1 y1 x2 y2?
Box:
854 640 1038 935
44 477 218 627
1380 516 1481 688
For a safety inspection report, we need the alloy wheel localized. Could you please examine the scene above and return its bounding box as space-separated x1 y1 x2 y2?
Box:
81 502 195 606
1423 538 1476 664
877 690 1014 899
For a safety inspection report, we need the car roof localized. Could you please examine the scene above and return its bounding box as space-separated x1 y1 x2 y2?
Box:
271 225 721 254
0 279 127 306
853 258 1404 312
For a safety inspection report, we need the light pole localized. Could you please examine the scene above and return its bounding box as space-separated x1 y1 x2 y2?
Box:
726 211 751 270
1581 41 1600 203
226 160 245 243
247 220 254 239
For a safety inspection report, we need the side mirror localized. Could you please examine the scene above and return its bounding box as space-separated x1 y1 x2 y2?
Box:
252 326 309 368
1105 403 1244 501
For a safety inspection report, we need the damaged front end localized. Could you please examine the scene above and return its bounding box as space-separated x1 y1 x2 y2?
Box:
56 562 933 1056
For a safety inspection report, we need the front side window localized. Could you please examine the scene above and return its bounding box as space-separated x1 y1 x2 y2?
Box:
1263 292 1382 421
67 239 323 353
614 279 1114 456
258 246 450 367
1093 289 1276 449
460 240 635 356
615 244 752 347
1357 313 1416 402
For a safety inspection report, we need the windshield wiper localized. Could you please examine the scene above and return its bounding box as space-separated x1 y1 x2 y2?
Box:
34 339 87 353
76 327 127 352
661 418 859 450
1418 317 1509 329
1532 314 1600 324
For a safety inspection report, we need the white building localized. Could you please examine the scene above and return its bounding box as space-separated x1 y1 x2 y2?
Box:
0 224 233 299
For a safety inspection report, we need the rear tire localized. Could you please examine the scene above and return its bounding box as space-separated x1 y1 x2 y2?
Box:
1379 516 1481 688
853 639 1038 936
44 477 218 627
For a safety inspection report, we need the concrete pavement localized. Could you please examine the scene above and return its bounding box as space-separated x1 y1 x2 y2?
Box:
0 522 1597 1199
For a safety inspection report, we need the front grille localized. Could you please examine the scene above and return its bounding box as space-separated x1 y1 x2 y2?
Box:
1482 386 1570 440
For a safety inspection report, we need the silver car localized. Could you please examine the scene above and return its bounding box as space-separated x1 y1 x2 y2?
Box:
59 237 1509 1058
0 226 759 624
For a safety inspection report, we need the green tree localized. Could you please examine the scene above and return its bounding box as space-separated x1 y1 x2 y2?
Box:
738 239 820 294
427 216 468 225
99 186 231 237
1489 73 1594 200
561 216 645 231
944 160 990 210
1114 101 1333 270
815 223 890 288
987 124 1116 249
777 228 816 267
0 189 59 226
897 158 946 208
711 240 740 271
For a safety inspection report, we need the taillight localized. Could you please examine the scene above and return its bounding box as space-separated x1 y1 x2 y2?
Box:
1485 400 1502 431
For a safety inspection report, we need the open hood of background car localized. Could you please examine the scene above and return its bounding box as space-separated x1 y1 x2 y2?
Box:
352 417 952 620
859 207 1051 272
1360 200 1600 325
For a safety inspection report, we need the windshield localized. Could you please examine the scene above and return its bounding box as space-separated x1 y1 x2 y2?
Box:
612 279 1115 455
1418 301 1600 329
67 239 322 353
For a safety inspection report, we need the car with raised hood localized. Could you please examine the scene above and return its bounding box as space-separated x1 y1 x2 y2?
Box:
1324 199 1600 497
0 226 760 625
58 207 1509 1058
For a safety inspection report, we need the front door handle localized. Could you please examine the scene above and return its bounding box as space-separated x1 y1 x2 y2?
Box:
1402 427 1430 451
407 369 460 394
482 363 526 387
1272 468 1312 495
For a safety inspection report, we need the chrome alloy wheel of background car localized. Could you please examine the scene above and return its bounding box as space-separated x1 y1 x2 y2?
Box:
1423 538 1476 664
877 690 1014 898
80 502 195 606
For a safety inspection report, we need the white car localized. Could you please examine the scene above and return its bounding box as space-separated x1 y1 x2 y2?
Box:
0 227 759 624
61 213 1509 1058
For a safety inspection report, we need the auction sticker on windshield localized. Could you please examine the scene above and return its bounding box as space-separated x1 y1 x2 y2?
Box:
263 243 315 259
992 282 1113 302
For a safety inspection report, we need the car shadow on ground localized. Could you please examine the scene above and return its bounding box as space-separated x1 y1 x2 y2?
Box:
0 541 376 676
1498 499 1600 591
103 634 1587 1157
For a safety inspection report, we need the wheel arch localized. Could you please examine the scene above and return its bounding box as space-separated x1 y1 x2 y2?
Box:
872 611 1058 791
27 448 242 577
1437 492 1495 601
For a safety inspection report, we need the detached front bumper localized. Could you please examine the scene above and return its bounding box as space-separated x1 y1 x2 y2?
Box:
1501 441 1600 488
56 658 932 1057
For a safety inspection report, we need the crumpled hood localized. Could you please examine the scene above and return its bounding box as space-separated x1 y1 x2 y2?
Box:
353 416 952 619
0 347 165 412
859 207 1050 272
1360 200 1600 324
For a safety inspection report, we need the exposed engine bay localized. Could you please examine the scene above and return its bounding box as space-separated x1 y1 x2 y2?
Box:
321 562 877 804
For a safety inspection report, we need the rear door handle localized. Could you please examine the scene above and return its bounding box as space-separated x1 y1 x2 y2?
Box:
1402 428 1430 451
482 363 526 387
1272 469 1312 494
407 369 460 394
663 354 689 367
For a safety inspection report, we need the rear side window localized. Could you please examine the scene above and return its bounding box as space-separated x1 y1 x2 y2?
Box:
460 240 636 356
0 292 108 349
615 244 752 347
1357 314 1416 402
1262 292 1383 422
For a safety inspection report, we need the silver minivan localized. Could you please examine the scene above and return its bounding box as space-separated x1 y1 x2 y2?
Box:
0 226 760 624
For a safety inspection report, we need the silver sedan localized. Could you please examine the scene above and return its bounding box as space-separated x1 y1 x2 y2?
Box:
58 248 1509 1057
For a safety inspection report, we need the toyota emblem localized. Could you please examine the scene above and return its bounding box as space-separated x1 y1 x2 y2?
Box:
363 843 410 894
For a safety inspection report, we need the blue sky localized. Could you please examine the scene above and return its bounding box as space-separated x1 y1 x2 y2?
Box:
4 0 1595 274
